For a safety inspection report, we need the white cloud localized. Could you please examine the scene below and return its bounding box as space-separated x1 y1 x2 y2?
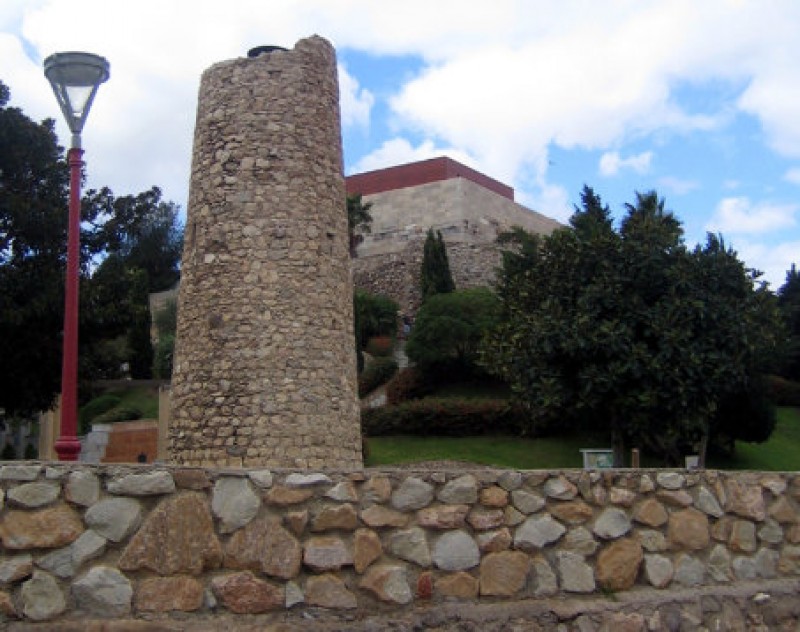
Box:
658 176 700 195
730 239 800 290
338 64 373 129
599 151 653 177
784 168 800 185
3 0 800 215
350 137 477 174
706 197 798 234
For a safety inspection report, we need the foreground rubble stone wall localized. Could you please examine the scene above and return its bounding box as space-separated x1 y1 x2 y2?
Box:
169 36 361 469
0 463 798 628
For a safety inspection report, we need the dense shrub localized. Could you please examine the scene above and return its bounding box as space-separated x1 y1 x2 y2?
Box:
355 291 398 344
79 393 123 434
385 367 431 405
24 444 37 460
362 398 524 437
359 357 399 397
92 405 143 425
406 287 500 376
766 375 800 406
365 336 394 358
1 443 16 460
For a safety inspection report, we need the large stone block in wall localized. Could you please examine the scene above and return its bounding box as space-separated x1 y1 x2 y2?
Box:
169 36 361 469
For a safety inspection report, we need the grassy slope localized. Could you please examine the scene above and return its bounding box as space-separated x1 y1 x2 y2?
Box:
366 407 800 471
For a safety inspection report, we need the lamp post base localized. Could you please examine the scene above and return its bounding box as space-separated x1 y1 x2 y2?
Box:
54 436 81 461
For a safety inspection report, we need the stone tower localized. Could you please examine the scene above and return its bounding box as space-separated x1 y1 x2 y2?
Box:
169 36 362 469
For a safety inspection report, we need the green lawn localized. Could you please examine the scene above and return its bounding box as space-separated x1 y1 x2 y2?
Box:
113 386 160 419
366 407 800 471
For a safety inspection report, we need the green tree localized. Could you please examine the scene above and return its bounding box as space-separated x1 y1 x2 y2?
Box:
353 290 398 372
420 228 455 301
82 186 182 379
778 264 800 380
152 298 178 379
347 193 373 257
570 185 613 240
0 80 69 415
0 80 183 413
126 269 153 378
85 186 183 292
482 189 781 465
407 287 500 377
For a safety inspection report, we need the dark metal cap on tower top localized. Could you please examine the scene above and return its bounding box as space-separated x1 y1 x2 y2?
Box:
248 46 288 58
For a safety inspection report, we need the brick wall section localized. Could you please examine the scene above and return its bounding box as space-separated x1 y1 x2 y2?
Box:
346 156 514 200
100 421 158 464
0 463 797 628
169 36 361 469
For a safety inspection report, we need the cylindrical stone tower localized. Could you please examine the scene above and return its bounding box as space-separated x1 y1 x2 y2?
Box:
169 36 362 469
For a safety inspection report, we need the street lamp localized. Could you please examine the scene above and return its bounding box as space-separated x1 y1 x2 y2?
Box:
44 52 109 461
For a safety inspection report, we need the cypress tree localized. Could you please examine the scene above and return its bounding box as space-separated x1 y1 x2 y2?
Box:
420 229 456 301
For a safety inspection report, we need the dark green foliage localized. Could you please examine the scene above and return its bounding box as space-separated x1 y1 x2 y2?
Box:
347 193 373 257
0 80 69 416
483 188 782 466
126 269 153 379
406 287 500 377
23 443 37 460
569 185 613 240
153 334 175 380
85 186 183 293
354 291 398 373
362 398 523 437
778 264 800 380
0 80 183 415
385 367 430 405
420 229 455 300
154 299 178 337
766 375 800 407
712 376 776 447
79 392 122 433
152 299 177 379
358 357 399 397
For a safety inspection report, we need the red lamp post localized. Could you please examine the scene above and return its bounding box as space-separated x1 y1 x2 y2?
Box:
44 52 109 461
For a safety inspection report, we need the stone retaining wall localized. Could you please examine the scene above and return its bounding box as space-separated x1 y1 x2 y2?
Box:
0 463 798 627
353 239 502 316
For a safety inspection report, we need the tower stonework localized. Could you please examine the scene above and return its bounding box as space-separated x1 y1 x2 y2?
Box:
169 36 362 469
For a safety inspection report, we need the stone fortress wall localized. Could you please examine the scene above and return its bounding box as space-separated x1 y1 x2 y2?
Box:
349 159 562 314
0 463 798 629
168 36 361 469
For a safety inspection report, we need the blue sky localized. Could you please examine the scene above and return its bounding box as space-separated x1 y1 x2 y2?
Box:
2 0 799 289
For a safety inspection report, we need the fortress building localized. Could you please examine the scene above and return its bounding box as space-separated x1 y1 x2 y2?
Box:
347 156 562 313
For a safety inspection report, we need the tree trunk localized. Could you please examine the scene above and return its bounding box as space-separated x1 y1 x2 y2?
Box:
698 430 709 469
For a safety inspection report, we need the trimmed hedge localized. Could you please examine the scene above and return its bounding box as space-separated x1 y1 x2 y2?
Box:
358 357 399 397
91 405 143 425
362 398 524 437
385 367 431 405
79 393 123 434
